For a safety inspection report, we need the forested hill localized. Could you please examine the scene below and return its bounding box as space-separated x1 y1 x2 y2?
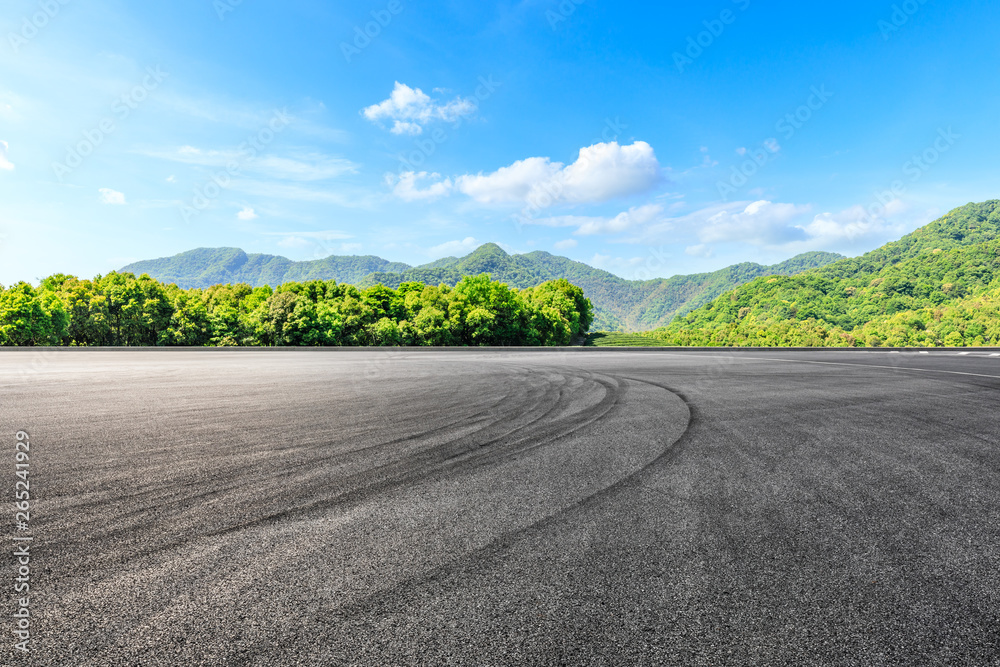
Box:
122 244 843 331
120 248 411 289
651 200 1000 347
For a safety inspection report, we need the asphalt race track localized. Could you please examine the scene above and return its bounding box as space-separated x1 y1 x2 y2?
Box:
4 348 1000 666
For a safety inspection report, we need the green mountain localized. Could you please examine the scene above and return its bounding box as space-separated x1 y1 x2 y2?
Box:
120 243 843 331
358 244 842 330
650 200 1000 347
120 248 410 289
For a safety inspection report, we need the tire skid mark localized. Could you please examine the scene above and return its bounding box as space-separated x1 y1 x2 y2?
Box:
43 364 617 568
197 366 623 540
44 364 550 535
294 372 697 624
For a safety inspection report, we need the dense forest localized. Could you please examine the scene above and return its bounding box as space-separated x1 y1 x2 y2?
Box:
0 273 592 347
625 200 1000 347
122 242 843 331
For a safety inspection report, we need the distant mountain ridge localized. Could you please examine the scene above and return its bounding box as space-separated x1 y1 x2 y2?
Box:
120 247 411 289
121 244 844 331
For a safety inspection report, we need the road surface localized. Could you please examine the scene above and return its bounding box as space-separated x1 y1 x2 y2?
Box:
3 349 1000 665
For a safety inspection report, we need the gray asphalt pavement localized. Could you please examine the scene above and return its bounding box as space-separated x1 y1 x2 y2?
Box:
3 348 1000 666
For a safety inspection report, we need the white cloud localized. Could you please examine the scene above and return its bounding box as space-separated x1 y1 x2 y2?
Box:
797 199 910 245
455 141 661 207
166 175 176 183
0 141 13 170
271 232 356 257
98 188 126 205
228 180 371 208
685 244 714 258
237 206 258 220
588 253 646 278
554 239 578 250
624 200 809 247
141 147 356 181
575 204 664 236
455 157 561 205
523 204 665 236
391 121 423 136
265 230 353 242
695 200 811 245
631 197 926 253
388 171 454 202
363 82 477 135
429 237 480 257
277 236 311 250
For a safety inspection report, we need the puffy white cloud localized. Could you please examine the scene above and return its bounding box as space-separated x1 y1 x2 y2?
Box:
797 199 910 245
0 140 13 170
455 157 560 205
391 121 423 136
695 200 810 245
99 188 126 205
363 82 477 135
561 142 662 202
554 239 578 250
388 171 454 201
455 141 661 207
237 206 258 220
429 237 480 257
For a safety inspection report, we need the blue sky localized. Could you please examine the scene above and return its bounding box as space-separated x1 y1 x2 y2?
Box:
2 0 999 285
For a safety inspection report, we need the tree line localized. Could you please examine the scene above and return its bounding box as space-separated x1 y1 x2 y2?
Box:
0 273 593 347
